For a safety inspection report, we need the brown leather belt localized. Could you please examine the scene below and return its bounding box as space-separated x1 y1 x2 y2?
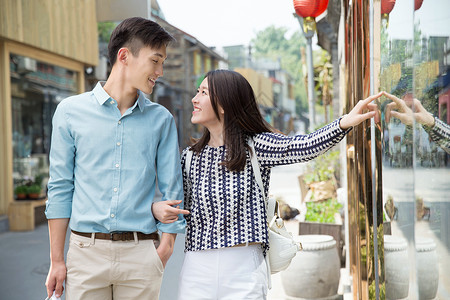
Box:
232 242 260 248
71 230 159 241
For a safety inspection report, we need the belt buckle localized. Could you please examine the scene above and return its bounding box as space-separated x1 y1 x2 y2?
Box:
110 232 116 241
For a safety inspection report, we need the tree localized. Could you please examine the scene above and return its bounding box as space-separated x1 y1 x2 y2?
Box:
98 21 117 43
251 26 308 116
314 50 333 123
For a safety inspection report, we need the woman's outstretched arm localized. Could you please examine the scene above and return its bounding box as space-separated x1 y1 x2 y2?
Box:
253 92 382 167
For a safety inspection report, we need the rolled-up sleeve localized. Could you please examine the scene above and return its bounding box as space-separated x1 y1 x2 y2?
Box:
45 102 75 219
155 115 186 234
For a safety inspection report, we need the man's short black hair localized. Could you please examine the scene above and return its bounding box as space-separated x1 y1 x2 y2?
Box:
108 17 175 66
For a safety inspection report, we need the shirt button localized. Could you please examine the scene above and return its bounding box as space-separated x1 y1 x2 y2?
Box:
110 214 115 218
118 120 122 125
110 100 114 104
115 164 119 168
113 188 118 192
116 142 121 146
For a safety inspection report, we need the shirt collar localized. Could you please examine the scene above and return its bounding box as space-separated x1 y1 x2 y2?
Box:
93 81 110 105
136 90 146 112
93 81 146 112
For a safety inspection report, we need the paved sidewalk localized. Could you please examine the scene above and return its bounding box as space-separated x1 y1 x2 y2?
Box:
0 222 294 300
0 162 340 300
0 222 70 300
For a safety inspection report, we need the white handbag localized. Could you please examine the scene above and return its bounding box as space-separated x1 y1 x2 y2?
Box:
247 138 302 278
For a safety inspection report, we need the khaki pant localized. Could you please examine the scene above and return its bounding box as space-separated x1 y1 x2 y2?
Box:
65 232 164 300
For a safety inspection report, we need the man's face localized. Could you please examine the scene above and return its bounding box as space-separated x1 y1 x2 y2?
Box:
127 45 167 95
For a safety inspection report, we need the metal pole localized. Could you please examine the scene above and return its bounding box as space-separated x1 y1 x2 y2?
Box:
294 14 316 132
305 34 316 132
369 0 380 299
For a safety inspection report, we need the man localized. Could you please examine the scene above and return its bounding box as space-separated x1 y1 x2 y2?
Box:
45 17 188 299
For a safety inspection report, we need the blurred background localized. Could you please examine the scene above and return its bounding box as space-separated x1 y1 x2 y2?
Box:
0 0 449 299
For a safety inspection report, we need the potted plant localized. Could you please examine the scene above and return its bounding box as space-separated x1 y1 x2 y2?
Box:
302 149 340 202
27 184 42 199
298 149 344 259
14 185 29 200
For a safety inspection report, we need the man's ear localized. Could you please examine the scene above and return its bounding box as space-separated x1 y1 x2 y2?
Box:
117 48 129 65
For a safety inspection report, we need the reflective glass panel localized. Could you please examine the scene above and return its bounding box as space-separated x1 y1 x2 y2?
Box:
379 0 450 298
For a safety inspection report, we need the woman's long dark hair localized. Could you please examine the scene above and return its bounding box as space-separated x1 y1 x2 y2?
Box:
191 69 273 171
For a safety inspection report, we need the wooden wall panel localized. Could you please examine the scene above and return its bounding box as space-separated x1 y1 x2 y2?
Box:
0 42 13 215
0 0 98 65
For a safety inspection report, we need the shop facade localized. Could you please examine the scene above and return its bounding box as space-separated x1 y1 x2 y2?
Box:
342 0 449 298
0 0 98 229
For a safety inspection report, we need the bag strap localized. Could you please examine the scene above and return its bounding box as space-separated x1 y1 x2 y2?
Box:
247 138 277 223
248 138 275 288
185 148 193 174
247 139 264 198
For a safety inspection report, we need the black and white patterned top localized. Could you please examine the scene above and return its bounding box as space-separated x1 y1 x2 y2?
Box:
181 118 349 253
426 118 450 154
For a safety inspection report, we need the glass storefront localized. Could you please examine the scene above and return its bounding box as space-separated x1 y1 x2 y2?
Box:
344 0 449 298
10 54 78 200
379 0 449 299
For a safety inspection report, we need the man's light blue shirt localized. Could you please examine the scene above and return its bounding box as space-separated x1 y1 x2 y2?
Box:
45 82 185 234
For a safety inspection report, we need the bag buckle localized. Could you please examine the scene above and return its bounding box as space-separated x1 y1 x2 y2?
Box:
275 216 284 229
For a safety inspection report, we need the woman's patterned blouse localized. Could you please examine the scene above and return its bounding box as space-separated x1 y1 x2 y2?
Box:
181 118 350 253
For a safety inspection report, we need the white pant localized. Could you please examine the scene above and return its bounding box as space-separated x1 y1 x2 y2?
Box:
178 245 268 300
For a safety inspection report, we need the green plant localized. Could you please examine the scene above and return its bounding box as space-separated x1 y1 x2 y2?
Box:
34 174 44 186
304 149 340 184
369 281 385 299
305 198 342 223
14 185 28 195
98 21 116 43
27 184 42 194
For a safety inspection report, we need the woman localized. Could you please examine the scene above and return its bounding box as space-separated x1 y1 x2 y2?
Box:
178 69 381 299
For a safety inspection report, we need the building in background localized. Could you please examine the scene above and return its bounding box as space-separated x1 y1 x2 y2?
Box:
151 14 225 148
224 45 298 134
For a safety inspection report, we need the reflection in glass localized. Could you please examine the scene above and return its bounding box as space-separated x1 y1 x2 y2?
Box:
379 0 450 298
379 0 415 299
413 0 450 298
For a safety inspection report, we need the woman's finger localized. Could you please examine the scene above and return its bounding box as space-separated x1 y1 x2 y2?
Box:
361 111 377 121
361 92 383 105
367 103 378 111
383 92 404 106
386 102 398 111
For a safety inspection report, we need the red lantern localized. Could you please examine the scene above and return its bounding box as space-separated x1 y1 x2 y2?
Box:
293 0 329 18
415 0 423 11
381 0 396 27
381 0 396 15
293 0 329 33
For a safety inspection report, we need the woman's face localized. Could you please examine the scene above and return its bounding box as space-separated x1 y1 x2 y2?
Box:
191 77 223 128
